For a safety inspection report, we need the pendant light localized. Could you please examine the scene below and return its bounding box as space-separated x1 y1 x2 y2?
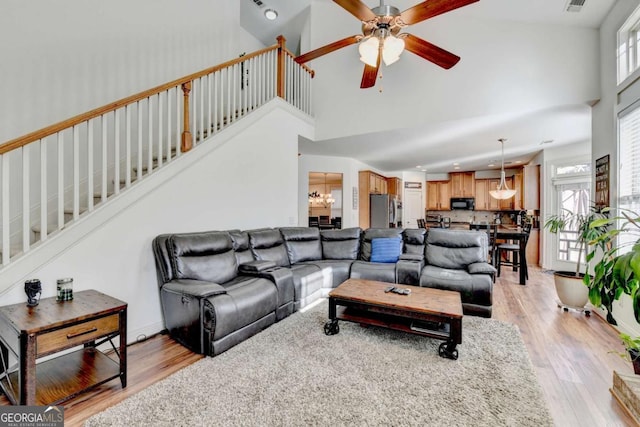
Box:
489 138 517 200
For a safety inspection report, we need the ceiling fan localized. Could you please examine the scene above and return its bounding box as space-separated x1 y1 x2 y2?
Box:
294 0 479 89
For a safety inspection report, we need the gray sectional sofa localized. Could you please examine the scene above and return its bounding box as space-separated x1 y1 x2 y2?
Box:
153 226 495 356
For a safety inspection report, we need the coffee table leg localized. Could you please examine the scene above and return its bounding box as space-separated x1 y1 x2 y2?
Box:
438 341 459 360
324 297 339 335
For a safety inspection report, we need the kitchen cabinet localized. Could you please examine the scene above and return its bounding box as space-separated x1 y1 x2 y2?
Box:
474 179 501 211
359 170 388 228
450 172 475 198
426 181 450 210
368 173 387 194
387 177 403 201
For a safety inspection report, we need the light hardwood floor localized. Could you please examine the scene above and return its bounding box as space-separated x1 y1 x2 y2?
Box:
1 266 637 426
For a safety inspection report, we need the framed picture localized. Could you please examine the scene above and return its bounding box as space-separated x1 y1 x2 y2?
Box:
595 155 610 208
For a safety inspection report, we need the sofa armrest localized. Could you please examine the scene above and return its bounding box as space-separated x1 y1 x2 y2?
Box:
399 253 424 262
243 267 294 320
162 279 227 298
467 262 497 275
397 258 425 286
239 260 277 273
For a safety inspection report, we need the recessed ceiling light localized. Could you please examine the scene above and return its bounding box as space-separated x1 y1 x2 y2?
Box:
416 165 421 168
488 164 495 167
453 166 460 170
453 162 459 166
264 9 278 20
421 169 427 172
515 160 522 164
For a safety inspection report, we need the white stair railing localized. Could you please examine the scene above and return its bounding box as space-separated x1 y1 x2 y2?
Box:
0 36 313 269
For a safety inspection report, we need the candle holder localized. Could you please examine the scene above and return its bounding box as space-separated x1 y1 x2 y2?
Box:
24 279 42 307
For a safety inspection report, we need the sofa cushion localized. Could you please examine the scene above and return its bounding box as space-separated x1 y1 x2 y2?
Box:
321 227 361 260
228 230 254 266
280 227 322 264
300 260 352 288
425 229 487 270
370 237 402 263
360 228 404 262
403 229 426 255
249 229 290 267
350 260 396 283
168 231 237 284
420 265 492 307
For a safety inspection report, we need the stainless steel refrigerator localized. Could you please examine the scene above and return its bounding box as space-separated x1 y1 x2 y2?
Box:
370 194 398 228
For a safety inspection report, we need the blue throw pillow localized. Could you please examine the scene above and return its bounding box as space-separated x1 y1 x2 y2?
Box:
370 237 402 263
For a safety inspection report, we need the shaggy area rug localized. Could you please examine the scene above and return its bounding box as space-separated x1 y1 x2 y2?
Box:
85 301 553 426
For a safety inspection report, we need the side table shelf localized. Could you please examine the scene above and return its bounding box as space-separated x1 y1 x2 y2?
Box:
0 290 127 405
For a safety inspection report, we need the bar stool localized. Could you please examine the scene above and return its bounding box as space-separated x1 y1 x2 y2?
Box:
497 223 532 279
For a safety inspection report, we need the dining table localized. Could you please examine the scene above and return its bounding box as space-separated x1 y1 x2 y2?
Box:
496 225 529 285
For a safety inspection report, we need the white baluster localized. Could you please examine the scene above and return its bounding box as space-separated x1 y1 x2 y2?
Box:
192 80 197 144
73 125 80 219
22 145 30 252
148 96 153 173
114 110 120 195
40 137 48 242
101 114 108 202
167 89 172 163
137 101 143 181
199 76 204 141
2 153 9 265
175 87 181 157
227 66 232 125
57 132 64 229
125 105 131 188
220 69 225 130
207 74 212 138
213 72 218 134
88 118 94 212
158 93 164 167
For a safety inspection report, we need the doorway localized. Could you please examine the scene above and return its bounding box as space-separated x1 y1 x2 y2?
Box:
308 172 342 229
403 188 423 229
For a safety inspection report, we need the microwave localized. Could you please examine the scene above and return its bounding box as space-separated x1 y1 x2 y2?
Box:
450 197 475 210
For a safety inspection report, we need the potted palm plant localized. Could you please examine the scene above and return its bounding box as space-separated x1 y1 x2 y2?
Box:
544 206 609 311
585 208 640 325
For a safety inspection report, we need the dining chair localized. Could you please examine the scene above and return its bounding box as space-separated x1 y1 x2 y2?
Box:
497 222 532 279
308 216 319 228
417 219 426 228
469 223 498 268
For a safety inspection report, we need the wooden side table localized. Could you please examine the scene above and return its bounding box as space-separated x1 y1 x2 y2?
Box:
0 289 127 405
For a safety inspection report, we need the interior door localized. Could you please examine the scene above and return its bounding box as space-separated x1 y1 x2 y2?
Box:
403 189 423 228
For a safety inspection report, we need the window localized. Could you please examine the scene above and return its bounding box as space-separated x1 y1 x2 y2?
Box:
618 5 640 84
618 104 640 251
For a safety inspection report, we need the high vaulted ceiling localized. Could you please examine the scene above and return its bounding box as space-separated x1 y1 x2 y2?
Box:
241 0 616 173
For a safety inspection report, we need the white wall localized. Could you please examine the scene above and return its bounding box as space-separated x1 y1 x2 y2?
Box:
306 1 601 141
0 103 313 342
0 0 264 143
593 0 640 336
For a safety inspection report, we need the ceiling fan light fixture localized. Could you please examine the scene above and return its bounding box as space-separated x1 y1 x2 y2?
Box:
359 36 380 67
382 35 404 65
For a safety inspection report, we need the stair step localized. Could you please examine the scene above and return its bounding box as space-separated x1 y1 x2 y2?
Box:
132 152 175 174
0 245 25 260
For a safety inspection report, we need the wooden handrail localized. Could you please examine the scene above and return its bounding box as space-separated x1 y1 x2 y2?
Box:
0 40 315 155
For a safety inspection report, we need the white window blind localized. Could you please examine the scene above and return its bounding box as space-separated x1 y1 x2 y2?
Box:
617 105 640 251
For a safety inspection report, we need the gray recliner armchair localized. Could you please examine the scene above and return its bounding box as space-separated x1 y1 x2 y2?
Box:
419 228 495 317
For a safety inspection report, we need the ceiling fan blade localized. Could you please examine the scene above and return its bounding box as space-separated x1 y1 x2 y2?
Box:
400 0 479 25
334 0 377 22
360 61 380 89
403 34 460 69
295 35 361 64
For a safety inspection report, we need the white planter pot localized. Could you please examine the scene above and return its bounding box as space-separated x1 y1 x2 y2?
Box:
554 271 589 309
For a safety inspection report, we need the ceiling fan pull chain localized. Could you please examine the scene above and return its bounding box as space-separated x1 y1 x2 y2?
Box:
378 72 383 93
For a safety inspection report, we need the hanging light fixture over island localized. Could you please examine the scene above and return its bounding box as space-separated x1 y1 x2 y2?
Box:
489 138 517 200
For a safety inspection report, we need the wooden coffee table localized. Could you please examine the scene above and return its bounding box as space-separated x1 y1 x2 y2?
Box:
324 278 463 359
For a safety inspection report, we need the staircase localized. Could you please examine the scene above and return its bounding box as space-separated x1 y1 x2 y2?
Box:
0 36 314 284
